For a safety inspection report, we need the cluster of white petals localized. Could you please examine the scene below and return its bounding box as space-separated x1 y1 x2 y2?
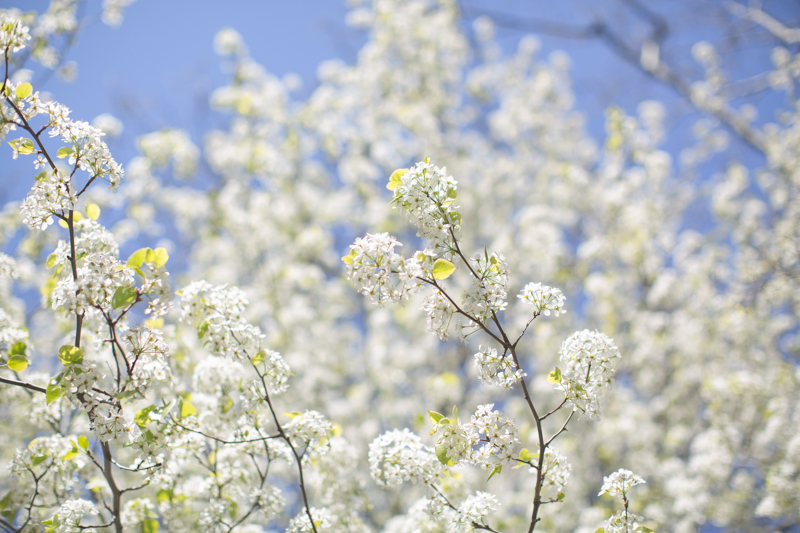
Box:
0 14 30 52
473 345 525 388
517 282 566 317
599 468 647 497
456 491 500 530
461 252 508 325
344 232 423 306
46 499 98 533
369 428 443 486
557 329 621 418
392 160 461 254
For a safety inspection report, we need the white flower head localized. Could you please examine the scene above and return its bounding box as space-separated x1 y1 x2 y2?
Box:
518 282 566 317
599 468 646 498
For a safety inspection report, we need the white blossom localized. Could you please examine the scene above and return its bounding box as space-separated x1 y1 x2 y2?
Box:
517 282 566 317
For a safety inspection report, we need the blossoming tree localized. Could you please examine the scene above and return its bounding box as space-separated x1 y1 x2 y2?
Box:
0 1 798 533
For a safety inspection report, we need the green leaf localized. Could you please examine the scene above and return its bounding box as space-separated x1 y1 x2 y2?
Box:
432 259 456 280
387 168 408 190
86 203 100 220
0 492 9 510
640 528 653 533
78 436 89 450
112 286 138 310
180 400 197 418
46 383 64 405
197 321 210 340
56 146 74 159
9 341 26 356
7 355 28 372
435 443 450 465
486 463 502 481
15 82 32 99
58 345 84 366
153 247 169 268
30 455 47 466
127 248 151 269
547 367 562 384
46 253 57 268
557 492 564 501
519 448 532 462
594 529 606 533
283 411 302 419
18 139 34 155
62 447 79 461
341 254 353 265
428 410 444 424
156 489 172 503
135 406 156 428
143 518 159 533
251 350 266 365
221 396 234 414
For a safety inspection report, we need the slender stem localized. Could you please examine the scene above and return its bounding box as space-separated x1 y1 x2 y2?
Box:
100 442 123 533
0 375 46 394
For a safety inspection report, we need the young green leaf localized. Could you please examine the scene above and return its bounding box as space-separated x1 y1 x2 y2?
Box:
46 383 64 405
180 400 197 418
15 82 32 99
112 286 138 310
251 350 266 365
127 248 151 269
432 259 456 280
7 355 28 372
86 203 101 220
547 367 562 384
56 146 74 159
78 436 89 450
387 168 408 190
143 519 159 533
9 341 26 356
435 443 451 465
486 463 502 481
58 345 84 366
153 247 169 268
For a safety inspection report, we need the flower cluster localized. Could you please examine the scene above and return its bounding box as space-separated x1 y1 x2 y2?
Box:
539 447 571 496
461 252 508 325
557 329 620 418
287 507 334 533
180 281 265 358
0 14 31 53
422 289 454 339
368 428 442 486
518 282 566 317
599 469 646 498
343 232 423 306
600 511 648 533
466 404 519 465
473 345 525 389
391 159 461 254
44 499 98 533
285 410 333 451
456 491 499 530
430 404 519 468
118 324 172 394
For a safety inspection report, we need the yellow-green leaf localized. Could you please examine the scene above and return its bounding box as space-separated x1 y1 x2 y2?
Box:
341 254 353 264
7 355 28 372
112 286 138 310
127 248 151 269
547 367 562 384
15 82 32 99
432 259 456 280
46 383 64 405
56 146 74 159
387 168 408 190
18 139 34 155
9 341 26 356
58 345 84 366
153 247 169 268
86 203 100 220
283 411 302 419
143 518 159 533
78 436 89 450
251 350 265 365
180 400 196 418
